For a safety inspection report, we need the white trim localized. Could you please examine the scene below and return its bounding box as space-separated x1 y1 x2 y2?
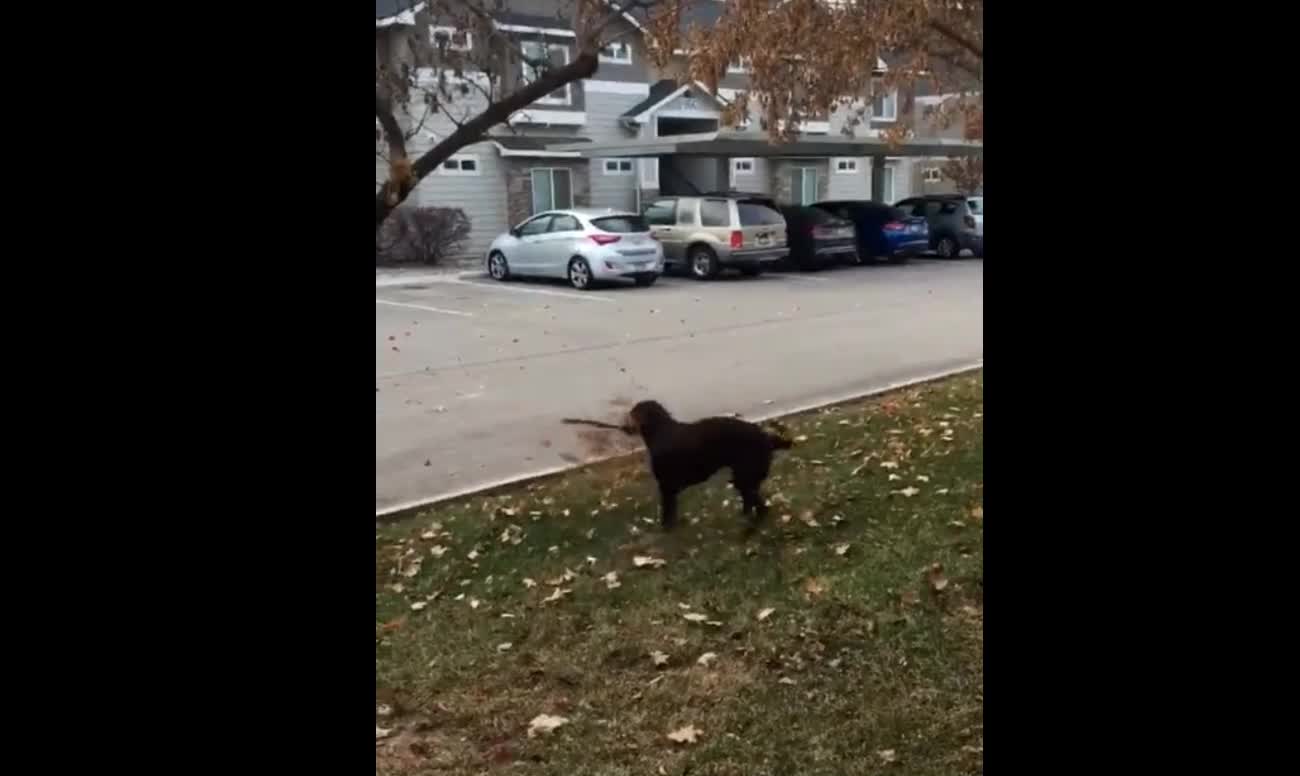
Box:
875 56 888 70
529 167 575 213
727 58 750 74
496 23 576 37
507 108 587 126
376 361 985 518
799 120 831 134
598 40 634 65
584 79 650 95
833 157 860 174
375 2 425 27
638 119 658 187
430 25 471 52
922 166 943 183
491 142 582 159
602 158 636 175
871 87 898 122
434 154 481 176
656 108 720 120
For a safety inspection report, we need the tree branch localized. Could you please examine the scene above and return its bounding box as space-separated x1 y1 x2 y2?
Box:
927 19 983 61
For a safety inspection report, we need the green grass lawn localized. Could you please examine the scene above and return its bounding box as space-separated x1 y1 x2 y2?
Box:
377 371 983 775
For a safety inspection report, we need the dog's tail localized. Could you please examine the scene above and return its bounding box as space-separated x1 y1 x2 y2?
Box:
768 432 794 451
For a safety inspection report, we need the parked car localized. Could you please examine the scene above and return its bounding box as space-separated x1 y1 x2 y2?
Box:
893 194 983 259
966 195 983 247
486 209 664 290
812 200 929 263
778 205 858 270
643 195 788 279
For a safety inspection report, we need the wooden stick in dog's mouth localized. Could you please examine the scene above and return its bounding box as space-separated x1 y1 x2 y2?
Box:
562 417 628 432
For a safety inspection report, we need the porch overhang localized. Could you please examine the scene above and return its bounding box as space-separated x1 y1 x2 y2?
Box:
548 130 982 158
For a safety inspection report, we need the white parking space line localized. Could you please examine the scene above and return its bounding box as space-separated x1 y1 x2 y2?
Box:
376 299 474 317
772 272 832 282
451 278 617 303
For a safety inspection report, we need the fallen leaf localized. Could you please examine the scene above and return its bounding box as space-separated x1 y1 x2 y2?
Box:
937 488 950 495
696 652 718 667
468 597 482 609
682 612 707 622
650 650 670 667
756 607 776 621
454 593 465 601
880 460 899 469
778 677 797 685
794 435 808 443
497 642 513 652
522 577 537 588
387 583 405 594
376 725 394 740
706 620 724 627
971 506 983 520
585 555 597 566
894 487 920 497
401 560 422 578
603 571 621 589
376 703 393 717
467 549 480 561
527 714 569 738
877 749 897 763
916 475 930 482
667 724 701 744
802 577 829 598
633 555 667 569
888 473 902 481
927 563 949 592
542 587 571 604
409 601 427 611
429 545 448 558
834 543 851 556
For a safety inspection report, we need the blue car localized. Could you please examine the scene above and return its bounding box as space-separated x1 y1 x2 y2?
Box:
812 200 929 264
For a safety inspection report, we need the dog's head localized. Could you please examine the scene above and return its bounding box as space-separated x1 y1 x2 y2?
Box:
625 400 673 437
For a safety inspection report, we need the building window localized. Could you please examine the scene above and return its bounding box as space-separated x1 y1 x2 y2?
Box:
791 167 818 205
530 168 573 214
727 58 750 74
834 158 859 174
522 41 571 105
603 158 635 175
599 41 633 64
431 26 472 52
437 155 480 176
732 158 755 175
922 167 942 183
871 80 897 122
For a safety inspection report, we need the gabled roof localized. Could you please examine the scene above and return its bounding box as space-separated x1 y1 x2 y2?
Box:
620 80 727 123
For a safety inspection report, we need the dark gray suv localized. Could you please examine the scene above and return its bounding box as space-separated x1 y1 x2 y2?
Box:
894 195 983 259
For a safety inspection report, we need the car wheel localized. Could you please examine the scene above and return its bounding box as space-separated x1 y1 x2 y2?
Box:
689 246 720 280
634 274 658 287
487 251 510 280
936 236 959 259
567 257 594 290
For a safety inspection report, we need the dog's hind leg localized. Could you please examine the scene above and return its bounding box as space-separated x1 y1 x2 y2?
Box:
736 479 769 536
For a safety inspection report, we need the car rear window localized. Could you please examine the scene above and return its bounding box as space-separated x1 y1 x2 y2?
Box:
738 203 784 226
700 199 731 227
889 207 910 221
803 207 839 224
966 198 982 215
591 215 649 233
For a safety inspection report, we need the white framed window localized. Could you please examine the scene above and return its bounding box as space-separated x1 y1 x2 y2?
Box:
732 158 755 175
598 40 633 64
871 81 897 122
431 26 472 52
834 158 859 174
603 158 635 175
727 58 750 74
522 41 572 105
922 167 942 183
437 155 480 176
530 168 573 214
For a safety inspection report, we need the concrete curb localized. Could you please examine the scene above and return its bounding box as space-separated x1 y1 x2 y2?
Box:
375 360 984 522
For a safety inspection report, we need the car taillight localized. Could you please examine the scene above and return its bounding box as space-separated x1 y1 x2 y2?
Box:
589 234 621 245
807 225 818 237
883 221 905 231
964 215 976 229
730 230 743 249
648 232 660 241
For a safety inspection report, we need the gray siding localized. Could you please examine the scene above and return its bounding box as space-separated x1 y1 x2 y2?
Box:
585 91 645 211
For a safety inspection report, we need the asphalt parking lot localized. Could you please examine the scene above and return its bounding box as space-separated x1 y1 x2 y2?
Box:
376 258 984 513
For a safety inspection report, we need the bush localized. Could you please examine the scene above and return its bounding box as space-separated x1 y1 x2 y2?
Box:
377 207 472 266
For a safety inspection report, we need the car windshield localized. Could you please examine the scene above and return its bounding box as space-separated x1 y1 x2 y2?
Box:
738 203 784 226
591 215 649 233
967 198 982 215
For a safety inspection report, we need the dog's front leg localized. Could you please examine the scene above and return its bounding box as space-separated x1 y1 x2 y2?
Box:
659 484 680 531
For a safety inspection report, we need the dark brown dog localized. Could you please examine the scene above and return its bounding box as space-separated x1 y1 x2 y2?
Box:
624 400 793 533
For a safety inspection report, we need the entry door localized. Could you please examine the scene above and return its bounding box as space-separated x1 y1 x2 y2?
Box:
530 168 573 214
791 167 818 205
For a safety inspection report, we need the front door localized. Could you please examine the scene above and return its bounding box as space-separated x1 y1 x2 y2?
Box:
643 198 682 262
538 212 582 277
791 167 818 205
512 214 553 272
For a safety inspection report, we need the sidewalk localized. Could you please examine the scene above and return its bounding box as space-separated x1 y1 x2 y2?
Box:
375 259 482 288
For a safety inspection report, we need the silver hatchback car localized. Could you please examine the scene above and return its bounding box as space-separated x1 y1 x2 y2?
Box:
486 208 665 290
